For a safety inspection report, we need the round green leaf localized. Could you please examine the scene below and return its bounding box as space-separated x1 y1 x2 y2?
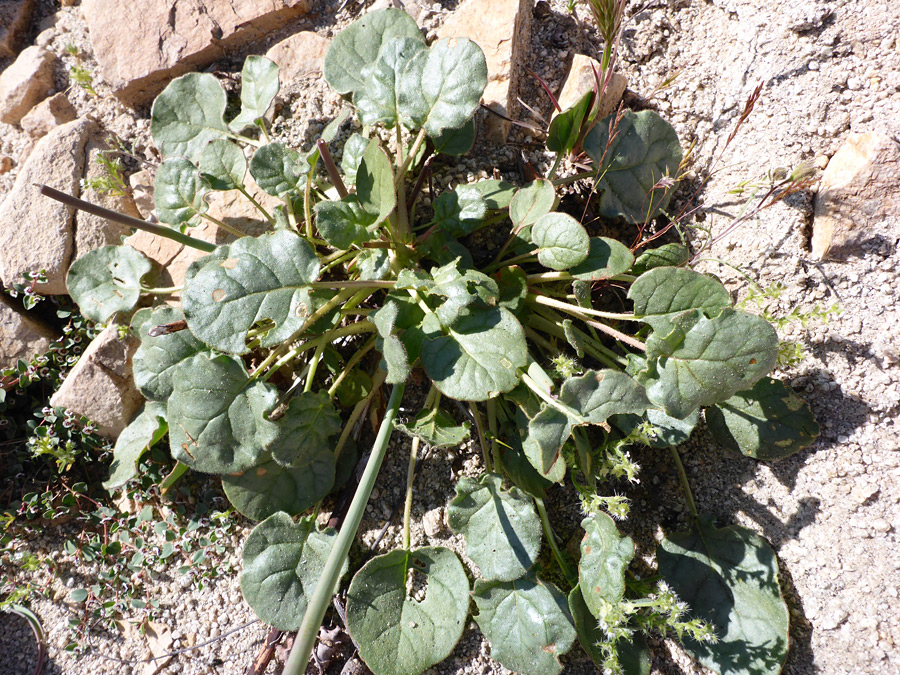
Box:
628 266 732 335
347 547 469 675
705 377 820 460
398 37 488 137
167 353 279 473
230 55 280 132
182 231 321 354
448 473 541 581
150 72 229 162
324 8 424 95
357 141 396 225
559 369 651 425
240 512 343 630
104 402 168 490
579 512 634 618
269 392 341 468
66 245 153 323
249 142 305 198
132 306 207 401
509 180 556 230
631 242 690 275
154 158 209 228
658 516 790 675
199 139 247 191
473 576 576 675
314 196 379 250
570 237 635 281
222 452 335 521
431 184 488 237
421 306 527 401
531 212 590 271
644 309 779 419
355 37 426 127
583 109 682 223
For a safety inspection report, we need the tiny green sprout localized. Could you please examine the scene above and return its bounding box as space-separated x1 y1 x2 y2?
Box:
64 43 79 57
69 65 97 96
551 353 581 379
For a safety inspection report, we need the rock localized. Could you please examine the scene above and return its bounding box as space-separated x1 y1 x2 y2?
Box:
0 0 34 59
437 0 534 142
555 54 627 120
422 507 446 537
811 132 900 260
0 45 57 125
0 156 11 173
264 31 330 85
82 0 312 106
0 117 95 295
0 294 58 369
20 92 77 139
49 323 143 439
128 169 156 220
73 137 143 261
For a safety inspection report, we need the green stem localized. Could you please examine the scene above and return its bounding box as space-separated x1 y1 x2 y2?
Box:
308 279 395 290
468 403 491 473
327 335 377 398
535 497 576 586
484 250 537 273
334 369 387 462
669 447 699 520
319 250 357 276
394 128 427 187
546 153 563 181
572 427 595 489
395 124 410 242
304 149 319 240
527 293 635 321
38 184 216 252
199 212 246 238
264 322 375 378
402 436 420 552
304 341 326 393
139 285 182 295
284 383 406 675
527 312 621 368
236 185 274 225
521 372 581 420
551 170 597 187
486 400 501 474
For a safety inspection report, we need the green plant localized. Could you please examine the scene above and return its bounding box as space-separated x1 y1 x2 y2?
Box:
45 9 821 675
69 65 97 97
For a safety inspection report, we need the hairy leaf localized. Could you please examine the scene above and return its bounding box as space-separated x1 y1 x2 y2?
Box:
132 305 207 401
314 196 379 250
559 369 651 424
230 55 280 132
531 212 590 271
199 139 247 191
474 576 576 675
631 242 690 275
509 180 556 230
448 473 541 581
355 247 392 281
182 231 320 354
250 142 305 198
370 300 411 385
579 512 634 617
705 377 820 460
151 72 228 161
154 158 209 228
104 402 167 490
431 119 476 156
269 392 341 467
628 266 732 335
497 266 527 316
341 133 369 187
66 245 153 323
394 407 469 449
347 547 469 675
570 237 635 281
355 37 426 126
431 184 488 237
658 516 790 675
357 141 396 224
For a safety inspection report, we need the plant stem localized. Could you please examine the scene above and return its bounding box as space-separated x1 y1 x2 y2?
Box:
521 372 581 420
395 124 410 242
527 312 621 368
468 403 491 473
395 128 427 187
38 184 216 252
527 293 634 321
334 369 387 461
319 250 357 275
199 212 245 238
264 322 375 378
327 335 376 398
484 250 537 273
236 185 274 225
308 279 395 290
402 436 420 552
669 447 699 520
304 341 326 393
535 497 576 586
551 170 597 187
304 150 318 240
139 285 183 294
284 383 406 675
486 400 501 476
317 139 349 200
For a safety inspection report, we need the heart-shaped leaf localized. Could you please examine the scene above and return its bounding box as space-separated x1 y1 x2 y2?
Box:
631 242 690 275
66 245 153 323
509 180 556 230
448 473 541 582
230 55 280 132
154 158 209 228
658 515 790 675
570 237 634 281
249 142 305 198
323 8 424 95
199 139 248 191
531 212 590 271
394 407 469 449
132 305 207 401
705 377 820 460
357 141 396 225
104 402 168 490
151 72 229 162
644 309 779 418
355 37 426 127
583 110 682 222
240 512 344 630
269 391 341 467
314 196 379 250
347 547 469 675
473 575 576 675
579 512 634 618
628 266 732 335
222 452 335 521
421 306 527 401
399 37 487 137
431 184 488 237
167 353 279 473
182 231 320 354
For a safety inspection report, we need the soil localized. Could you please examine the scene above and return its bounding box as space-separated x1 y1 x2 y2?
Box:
1 0 899 674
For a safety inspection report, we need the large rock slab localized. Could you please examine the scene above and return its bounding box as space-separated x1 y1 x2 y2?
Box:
265 31 330 85
20 92 77 139
0 0 34 59
811 132 900 260
0 117 95 295
437 0 534 142
556 54 627 120
83 0 312 106
0 45 57 125
50 324 143 439
0 294 58 369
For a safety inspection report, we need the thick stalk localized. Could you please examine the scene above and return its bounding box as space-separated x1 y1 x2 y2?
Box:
39 185 216 252
284 383 406 675
333 369 388 461
402 436 420 552
327 335 377 398
527 293 634 321
236 185 274 225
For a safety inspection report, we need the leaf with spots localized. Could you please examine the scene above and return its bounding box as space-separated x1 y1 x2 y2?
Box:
154 158 210 228
347 547 470 675
132 305 207 401
181 231 320 354
578 512 634 618
66 245 153 324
